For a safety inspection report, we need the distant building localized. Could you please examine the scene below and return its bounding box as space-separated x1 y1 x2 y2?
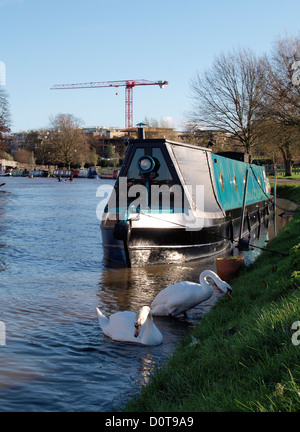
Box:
84 126 180 159
83 127 129 158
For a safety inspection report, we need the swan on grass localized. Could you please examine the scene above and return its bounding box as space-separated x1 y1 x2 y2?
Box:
151 270 233 317
96 305 163 346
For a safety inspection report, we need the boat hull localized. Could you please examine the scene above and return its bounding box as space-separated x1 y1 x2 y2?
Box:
101 198 273 267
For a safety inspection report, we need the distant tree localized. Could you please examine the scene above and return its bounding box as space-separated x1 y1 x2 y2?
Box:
0 87 11 153
257 35 300 175
259 35 300 127
28 151 36 167
0 151 13 160
90 147 98 166
24 130 48 164
35 132 52 165
15 148 35 165
255 119 299 169
24 130 41 153
189 48 265 155
142 116 179 140
48 114 89 168
143 116 159 128
106 144 118 168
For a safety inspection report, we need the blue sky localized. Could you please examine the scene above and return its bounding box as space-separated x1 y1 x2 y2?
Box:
1 0 299 132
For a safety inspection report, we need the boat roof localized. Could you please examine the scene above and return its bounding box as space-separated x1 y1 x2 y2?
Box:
129 137 212 153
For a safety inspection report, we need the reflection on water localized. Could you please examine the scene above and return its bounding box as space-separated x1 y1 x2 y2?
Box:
0 177 295 411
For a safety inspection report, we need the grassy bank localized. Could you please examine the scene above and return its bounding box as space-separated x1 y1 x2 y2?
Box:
123 184 300 412
273 183 300 204
269 173 300 181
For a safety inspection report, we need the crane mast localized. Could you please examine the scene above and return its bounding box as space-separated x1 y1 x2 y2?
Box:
51 79 168 128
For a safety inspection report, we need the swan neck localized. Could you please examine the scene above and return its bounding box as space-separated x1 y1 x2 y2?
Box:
143 313 154 334
200 271 215 286
200 271 219 287
145 312 153 326
200 270 227 293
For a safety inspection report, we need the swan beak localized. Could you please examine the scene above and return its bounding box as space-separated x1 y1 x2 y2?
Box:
134 324 141 338
227 289 233 299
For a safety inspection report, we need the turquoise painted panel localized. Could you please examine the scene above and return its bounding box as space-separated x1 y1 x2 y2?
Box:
211 154 269 211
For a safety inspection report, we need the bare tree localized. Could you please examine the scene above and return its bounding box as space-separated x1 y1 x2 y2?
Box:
189 48 265 154
257 35 300 175
48 114 90 168
142 116 179 141
259 35 300 127
29 131 53 165
255 119 299 167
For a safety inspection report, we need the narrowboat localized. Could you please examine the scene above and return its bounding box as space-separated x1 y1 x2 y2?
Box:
88 166 99 179
100 169 119 179
100 130 273 267
53 169 73 178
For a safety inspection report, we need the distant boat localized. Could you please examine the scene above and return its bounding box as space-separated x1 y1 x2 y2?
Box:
88 166 99 179
29 170 48 177
78 169 88 178
53 169 72 178
12 169 24 177
100 132 273 267
99 169 119 179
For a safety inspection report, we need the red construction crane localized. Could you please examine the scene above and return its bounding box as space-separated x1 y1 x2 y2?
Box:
51 79 168 129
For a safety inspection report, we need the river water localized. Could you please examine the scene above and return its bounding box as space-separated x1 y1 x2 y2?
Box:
0 177 295 412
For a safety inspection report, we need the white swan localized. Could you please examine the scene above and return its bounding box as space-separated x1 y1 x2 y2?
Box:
151 270 233 317
96 305 163 345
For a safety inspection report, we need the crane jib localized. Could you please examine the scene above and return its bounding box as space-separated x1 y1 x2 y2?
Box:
50 79 168 128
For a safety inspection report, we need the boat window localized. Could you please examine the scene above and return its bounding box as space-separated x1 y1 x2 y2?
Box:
152 148 173 182
220 173 225 191
233 176 238 191
127 148 145 180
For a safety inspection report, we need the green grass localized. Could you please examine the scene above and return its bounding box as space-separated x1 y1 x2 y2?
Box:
122 184 300 412
269 173 300 180
272 183 300 204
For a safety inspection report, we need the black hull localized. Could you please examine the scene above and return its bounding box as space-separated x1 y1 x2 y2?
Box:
101 198 273 267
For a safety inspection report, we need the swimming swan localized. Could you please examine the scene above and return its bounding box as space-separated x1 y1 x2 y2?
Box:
96 305 163 345
151 270 233 317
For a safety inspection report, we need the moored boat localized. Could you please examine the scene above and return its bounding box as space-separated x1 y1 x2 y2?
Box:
99 169 119 179
87 166 99 179
78 169 88 178
100 131 273 267
53 169 73 178
29 169 49 177
0 170 12 176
